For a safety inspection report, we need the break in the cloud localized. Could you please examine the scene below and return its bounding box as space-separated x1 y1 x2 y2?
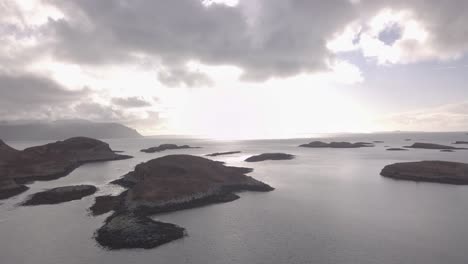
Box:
380 101 468 132
1 0 468 137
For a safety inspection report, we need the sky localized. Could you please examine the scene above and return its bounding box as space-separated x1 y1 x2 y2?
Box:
1 0 468 139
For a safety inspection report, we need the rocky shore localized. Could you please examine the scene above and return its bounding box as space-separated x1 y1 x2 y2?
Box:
92 154 274 249
141 144 199 153
245 153 295 162
22 185 97 206
0 137 132 199
299 141 374 148
381 161 468 184
95 213 186 249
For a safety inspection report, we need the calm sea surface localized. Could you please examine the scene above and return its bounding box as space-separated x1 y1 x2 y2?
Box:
2 132 468 264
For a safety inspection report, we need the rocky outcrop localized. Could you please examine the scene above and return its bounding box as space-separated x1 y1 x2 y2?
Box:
299 141 374 148
22 185 97 206
404 142 466 150
206 151 241 157
89 195 122 216
381 161 468 184
141 144 199 153
95 213 186 249
93 155 274 249
386 148 409 151
245 153 295 162
0 140 28 199
0 137 132 199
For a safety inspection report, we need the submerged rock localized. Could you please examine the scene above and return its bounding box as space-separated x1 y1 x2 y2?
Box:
141 144 199 153
299 141 374 148
441 149 455 152
206 151 241 157
245 153 295 162
386 148 409 151
95 213 186 250
381 161 468 184
0 137 131 199
93 155 273 249
22 185 97 206
404 142 466 150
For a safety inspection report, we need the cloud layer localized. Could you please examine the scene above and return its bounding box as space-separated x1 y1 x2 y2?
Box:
1 0 468 134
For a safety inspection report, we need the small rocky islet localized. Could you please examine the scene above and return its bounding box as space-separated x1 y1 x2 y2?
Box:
386 148 409 151
245 153 295 162
299 141 374 148
206 151 242 157
141 144 199 153
0 137 131 199
22 185 97 206
92 154 274 249
404 142 467 150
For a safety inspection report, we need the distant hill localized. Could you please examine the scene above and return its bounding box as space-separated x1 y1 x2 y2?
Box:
0 120 142 141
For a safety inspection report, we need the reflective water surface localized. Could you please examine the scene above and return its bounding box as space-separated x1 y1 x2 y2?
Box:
1 132 468 264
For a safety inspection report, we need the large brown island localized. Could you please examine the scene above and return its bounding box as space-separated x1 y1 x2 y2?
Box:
92 154 274 249
0 137 132 199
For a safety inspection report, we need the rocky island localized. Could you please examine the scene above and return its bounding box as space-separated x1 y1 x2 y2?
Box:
22 185 97 206
404 142 467 150
92 154 274 249
245 153 295 162
299 141 374 148
206 151 242 157
141 144 199 153
381 161 468 184
0 137 132 199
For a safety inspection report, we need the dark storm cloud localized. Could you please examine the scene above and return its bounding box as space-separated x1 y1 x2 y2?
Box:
0 71 88 107
44 0 357 80
0 71 89 120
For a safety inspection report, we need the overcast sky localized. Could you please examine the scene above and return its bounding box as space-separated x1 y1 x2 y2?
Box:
1 0 468 139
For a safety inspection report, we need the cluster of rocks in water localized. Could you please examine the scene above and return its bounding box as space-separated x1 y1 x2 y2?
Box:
404 142 466 150
4 135 468 251
0 137 131 199
141 144 199 153
299 141 374 148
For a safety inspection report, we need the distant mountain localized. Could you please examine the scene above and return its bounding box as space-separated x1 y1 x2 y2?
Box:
0 120 142 141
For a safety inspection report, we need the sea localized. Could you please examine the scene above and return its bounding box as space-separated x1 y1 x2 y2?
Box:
1 132 468 264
